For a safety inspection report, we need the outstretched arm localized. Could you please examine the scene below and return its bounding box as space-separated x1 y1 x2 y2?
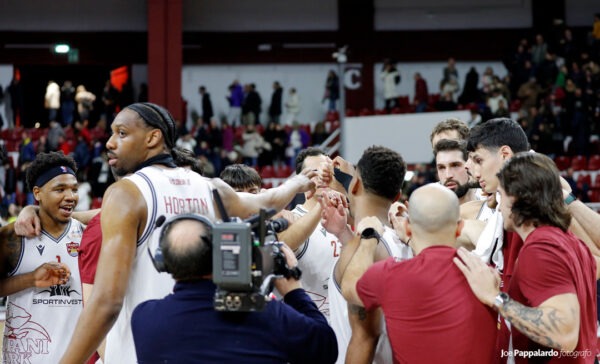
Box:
60 180 146 363
277 203 322 251
216 168 316 219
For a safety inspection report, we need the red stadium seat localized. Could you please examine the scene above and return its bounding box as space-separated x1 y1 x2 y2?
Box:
593 174 600 190
587 155 600 171
260 165 275 179
275 165 293 178
587 190 600 202
345 109 356 117
359 108 373 116
398 96 410 108
553 156 571 171
571 155 587 171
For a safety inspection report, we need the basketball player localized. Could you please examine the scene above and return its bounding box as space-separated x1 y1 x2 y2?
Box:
321 146 413 364
0 151 84 364
59 102 316 364
288 147 343 321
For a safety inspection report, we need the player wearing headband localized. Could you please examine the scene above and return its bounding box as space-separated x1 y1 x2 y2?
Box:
0 151 83 364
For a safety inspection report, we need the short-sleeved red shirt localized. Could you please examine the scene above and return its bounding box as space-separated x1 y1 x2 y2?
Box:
505 226 597 363
357 245 497 363
78 212 102 284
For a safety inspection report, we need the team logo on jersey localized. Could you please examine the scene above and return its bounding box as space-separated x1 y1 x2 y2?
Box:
36 244 45 256
4 302 52 361
66 242 79 257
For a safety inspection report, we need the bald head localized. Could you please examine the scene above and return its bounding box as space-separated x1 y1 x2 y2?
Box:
408 183 460 243
162 218 213 280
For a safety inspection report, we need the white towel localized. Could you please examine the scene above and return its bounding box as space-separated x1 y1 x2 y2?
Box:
473 193 504 270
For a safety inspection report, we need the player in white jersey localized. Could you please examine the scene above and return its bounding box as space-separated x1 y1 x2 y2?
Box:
60 102 316 364
319 146 413 364
105 164 217 363
0 152 82 364
288 148 343 321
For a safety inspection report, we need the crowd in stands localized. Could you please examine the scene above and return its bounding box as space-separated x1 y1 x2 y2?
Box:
1 20 600 222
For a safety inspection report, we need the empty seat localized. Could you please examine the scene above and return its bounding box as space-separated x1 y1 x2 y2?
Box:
260 165 275 179
359 108 373 116
275 165 293 179
588 155 600 171
553 156 571 171
571 155 587 171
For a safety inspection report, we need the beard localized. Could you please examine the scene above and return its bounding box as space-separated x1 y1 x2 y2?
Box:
454 183 471 198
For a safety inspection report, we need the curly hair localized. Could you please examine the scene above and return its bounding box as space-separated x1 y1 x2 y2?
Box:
497 152 571 231
467 117 529 153
25 152 77 192
357 146 406 200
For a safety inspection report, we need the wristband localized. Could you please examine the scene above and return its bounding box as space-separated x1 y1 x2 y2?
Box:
564 192 577 205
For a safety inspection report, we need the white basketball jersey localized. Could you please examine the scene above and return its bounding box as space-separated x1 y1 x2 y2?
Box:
329 226 413 364
105 166 216 364
291 205 341 322
3 219 85 364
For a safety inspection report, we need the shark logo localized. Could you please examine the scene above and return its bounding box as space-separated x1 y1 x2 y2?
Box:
3 302 51 361
36 245 45 256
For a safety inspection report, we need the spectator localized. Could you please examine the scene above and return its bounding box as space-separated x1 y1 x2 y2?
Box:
61 80 76 127
101 80 118 124
45 80 60 123
531 33 548 66
243 83 262 126
381 59 401 112
311 121 329 146
268 81 283 124
198 86 214 124
413 72 429 113
227 80 244 126
324 70 339 112
263 121 287 167
236 123 265 167
286 122 310 168
75 85 96 123
458 67 480 105
284 87 301 125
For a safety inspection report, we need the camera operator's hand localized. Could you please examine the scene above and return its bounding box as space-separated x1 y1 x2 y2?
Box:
274 244 303 296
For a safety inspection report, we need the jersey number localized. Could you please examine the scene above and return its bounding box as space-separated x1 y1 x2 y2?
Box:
330 241 339 257
56 255 61 263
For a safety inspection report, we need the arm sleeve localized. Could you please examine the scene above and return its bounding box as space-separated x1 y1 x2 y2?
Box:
279 288 338 364
517 243 576 307
356 259 387 311
78 214 102 284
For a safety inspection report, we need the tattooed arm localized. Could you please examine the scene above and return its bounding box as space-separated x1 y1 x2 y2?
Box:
498 293 580 351
453 247 580 351
0 224 71 296
346 303 381 364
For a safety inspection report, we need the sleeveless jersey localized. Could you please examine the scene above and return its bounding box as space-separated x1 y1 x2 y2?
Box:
105 166 216 364
291 205 342 322
3 219 85 364
328 226 413 364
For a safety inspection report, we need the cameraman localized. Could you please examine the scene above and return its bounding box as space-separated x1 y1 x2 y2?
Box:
131 215 338 364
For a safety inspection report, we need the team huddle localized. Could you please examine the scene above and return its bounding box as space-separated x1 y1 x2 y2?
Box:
0 102 598 364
